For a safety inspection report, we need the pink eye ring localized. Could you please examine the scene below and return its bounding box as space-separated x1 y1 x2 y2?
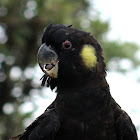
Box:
62 41 72 49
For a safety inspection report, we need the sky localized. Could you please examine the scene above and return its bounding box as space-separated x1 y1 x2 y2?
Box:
18 0 140 138
94 0 140 45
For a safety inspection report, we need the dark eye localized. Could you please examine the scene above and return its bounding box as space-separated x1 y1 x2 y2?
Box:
62 41 72 49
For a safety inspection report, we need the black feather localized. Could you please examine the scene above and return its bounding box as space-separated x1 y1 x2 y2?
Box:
11 24 138 140
40 74 48 86
67 25 72 27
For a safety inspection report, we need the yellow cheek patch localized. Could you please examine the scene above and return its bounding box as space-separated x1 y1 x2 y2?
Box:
80 44 97 69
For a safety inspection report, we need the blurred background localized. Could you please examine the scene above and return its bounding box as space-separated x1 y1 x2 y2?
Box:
0 0 140 139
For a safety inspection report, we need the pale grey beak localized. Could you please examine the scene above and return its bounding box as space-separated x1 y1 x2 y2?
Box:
37 43 59 78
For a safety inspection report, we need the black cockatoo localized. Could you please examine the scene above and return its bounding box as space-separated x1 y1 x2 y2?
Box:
11 23 138 140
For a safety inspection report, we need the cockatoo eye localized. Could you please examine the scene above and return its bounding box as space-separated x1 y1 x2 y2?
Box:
62 41 72 49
